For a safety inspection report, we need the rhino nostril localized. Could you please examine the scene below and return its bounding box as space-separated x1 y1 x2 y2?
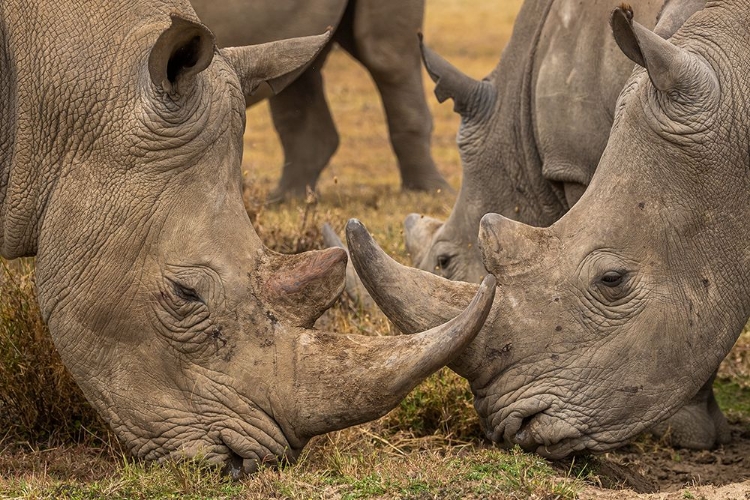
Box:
513 415 541 451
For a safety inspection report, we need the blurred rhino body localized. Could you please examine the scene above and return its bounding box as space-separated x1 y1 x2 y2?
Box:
351 0 746 456
191 0 449 202
0 0 494 475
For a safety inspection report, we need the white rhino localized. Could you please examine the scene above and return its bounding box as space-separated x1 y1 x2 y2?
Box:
190 0 449 202
0 0 495 475
348 0 748 457
397 0 727 450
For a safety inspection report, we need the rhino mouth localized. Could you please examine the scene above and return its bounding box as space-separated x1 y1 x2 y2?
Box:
219 425 299 478
482 395 596 459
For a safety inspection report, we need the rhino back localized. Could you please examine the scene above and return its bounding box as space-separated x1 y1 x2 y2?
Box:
191 0 349 48
532 0 663 205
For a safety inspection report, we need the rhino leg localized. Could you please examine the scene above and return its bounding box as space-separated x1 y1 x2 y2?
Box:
267 47 338 203
340 0 449 193
650 371 731 449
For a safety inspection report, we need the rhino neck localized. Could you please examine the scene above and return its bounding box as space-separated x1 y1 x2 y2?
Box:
0 2 94 259
456 0 566 235
0 6 40 260
0 2 166 260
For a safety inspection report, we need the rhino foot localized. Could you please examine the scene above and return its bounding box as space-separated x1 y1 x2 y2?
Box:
401 171 452 194
265 182 316 205
649 372 731 449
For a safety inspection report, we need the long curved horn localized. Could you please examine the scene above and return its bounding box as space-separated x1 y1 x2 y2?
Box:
287 273 496 439
346 219 478 333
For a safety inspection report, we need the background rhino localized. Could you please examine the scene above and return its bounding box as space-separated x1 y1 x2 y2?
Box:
0 0 495 476
190 0 450 202
348 0 745 456
405 0 668 283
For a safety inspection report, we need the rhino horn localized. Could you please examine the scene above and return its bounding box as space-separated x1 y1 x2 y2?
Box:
288 269 496 439
403 213 444 266
221 30 332 106
610 5 715 95
148 14 216 95
321 223 374 311
419 34 493 119
262 247 347 328
478 213 547 276
345 219 479 333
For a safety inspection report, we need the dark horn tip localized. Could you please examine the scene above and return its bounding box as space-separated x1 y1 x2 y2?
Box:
611 4 634 28
345 219 368 243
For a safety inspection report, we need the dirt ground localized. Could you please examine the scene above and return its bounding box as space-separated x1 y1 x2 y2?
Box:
579 424 750 497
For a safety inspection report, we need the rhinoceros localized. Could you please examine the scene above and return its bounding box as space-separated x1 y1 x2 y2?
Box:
398 0 727 450
0 0 495 475
347 0 747 457
189 0 449 202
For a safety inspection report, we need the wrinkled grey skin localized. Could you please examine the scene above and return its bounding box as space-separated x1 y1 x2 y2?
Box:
349 0 750 457
405 0 665 283
191 0 449 202
0 0 495 475
402 0 728 450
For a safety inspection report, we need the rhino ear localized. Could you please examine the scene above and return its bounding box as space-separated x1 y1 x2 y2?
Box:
221 30 331 106
148 14 215 95
610 5 705 93
419 34 493 119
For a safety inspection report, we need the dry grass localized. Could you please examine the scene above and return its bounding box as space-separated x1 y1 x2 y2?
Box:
0 261 109 446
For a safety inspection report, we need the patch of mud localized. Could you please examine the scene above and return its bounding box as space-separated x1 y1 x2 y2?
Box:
577 424 750 498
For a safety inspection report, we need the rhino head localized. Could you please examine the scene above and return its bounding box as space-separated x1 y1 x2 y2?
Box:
0 5 494 474
404 8 573 284
349 1 750 457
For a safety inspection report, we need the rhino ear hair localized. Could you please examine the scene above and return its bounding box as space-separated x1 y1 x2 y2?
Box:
221 30 332 106
610 5 691 93
419 34 493 119
148 14 216 95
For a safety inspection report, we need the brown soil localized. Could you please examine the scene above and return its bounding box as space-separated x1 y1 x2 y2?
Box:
577 424 750 498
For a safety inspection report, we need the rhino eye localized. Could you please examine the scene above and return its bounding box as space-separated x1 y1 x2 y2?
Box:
599 271 624 288
171 280 203 303
436 254 452 270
